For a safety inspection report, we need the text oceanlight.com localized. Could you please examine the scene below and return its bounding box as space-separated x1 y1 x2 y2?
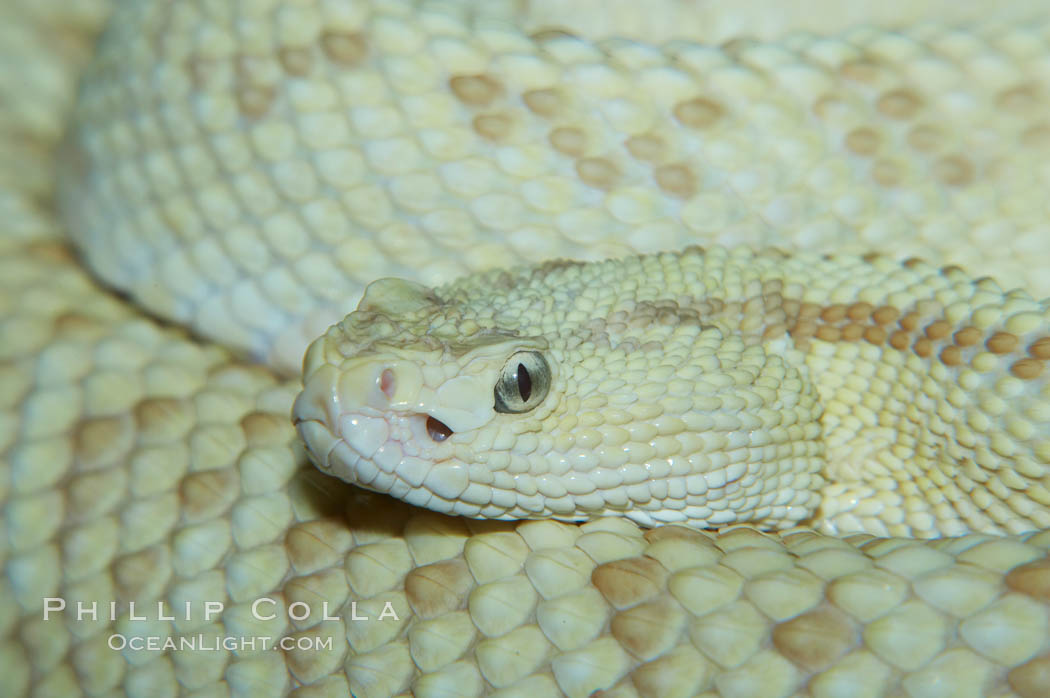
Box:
108 634 334 652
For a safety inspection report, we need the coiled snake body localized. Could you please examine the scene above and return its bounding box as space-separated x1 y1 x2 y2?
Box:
3 1 1050 696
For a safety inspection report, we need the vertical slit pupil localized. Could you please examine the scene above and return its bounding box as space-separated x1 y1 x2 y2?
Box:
517 363 532 402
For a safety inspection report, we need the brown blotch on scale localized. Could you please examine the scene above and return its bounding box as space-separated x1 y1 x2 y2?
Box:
939 346 962 367
1028 337 1050 360
644 524 710 544
236 86 274 119
899 312 920 331
285 518 354 575
286 628 344 683
845 127 881 156
889 330 911 351
847 303 873 322
933 154 975 187
872 306 899 325
821 305 847 323
626 300 704 328
241 412 291 447
522 88 562 117
842 323 864 341
913 338 933 358
953 327 981 346
592 557 667 609
284 571 347 620
772 607 856 672
907 125 942 152
451 74 502 106
75 416 133 469
114 547 169 599
763 322 789 341
625 134 665 162
405 559 474 619
1005 559 1050 601
576 157 620 190
1009 654 1050 698
320 32 368 65
135 397 191 440
863 326 887 345
630 646 707 696
816 326 841 342
473 114 512 141
279 47 313 76
673 97 725 129
987 332 1019 354
654 164 697 198
611 599 686 661
549 127 586 156
925 320 951 340
1011 358 1045 380
877 89 922 120
799 303 822 321
180 468 239 521
792 320 818 340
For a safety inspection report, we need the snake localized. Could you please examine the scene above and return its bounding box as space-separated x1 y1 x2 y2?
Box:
3 0 1050 696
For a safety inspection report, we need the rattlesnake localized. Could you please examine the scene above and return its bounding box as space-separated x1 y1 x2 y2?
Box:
3 1 1050 696
293 247 1050 540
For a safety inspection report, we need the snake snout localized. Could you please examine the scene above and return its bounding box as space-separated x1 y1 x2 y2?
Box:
374 366 454 442
337 360 459 443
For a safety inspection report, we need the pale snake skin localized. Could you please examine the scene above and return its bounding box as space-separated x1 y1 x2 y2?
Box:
294 248 1050 538
3 1 1050 697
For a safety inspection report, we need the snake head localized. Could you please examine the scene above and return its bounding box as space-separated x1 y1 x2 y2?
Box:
293 275 562 517
294 252 826 528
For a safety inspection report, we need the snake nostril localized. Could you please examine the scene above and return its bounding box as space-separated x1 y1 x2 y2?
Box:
426 416 453 442
379 368 395 399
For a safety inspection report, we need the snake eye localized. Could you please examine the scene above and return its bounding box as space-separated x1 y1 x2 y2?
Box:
494 351 550 414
